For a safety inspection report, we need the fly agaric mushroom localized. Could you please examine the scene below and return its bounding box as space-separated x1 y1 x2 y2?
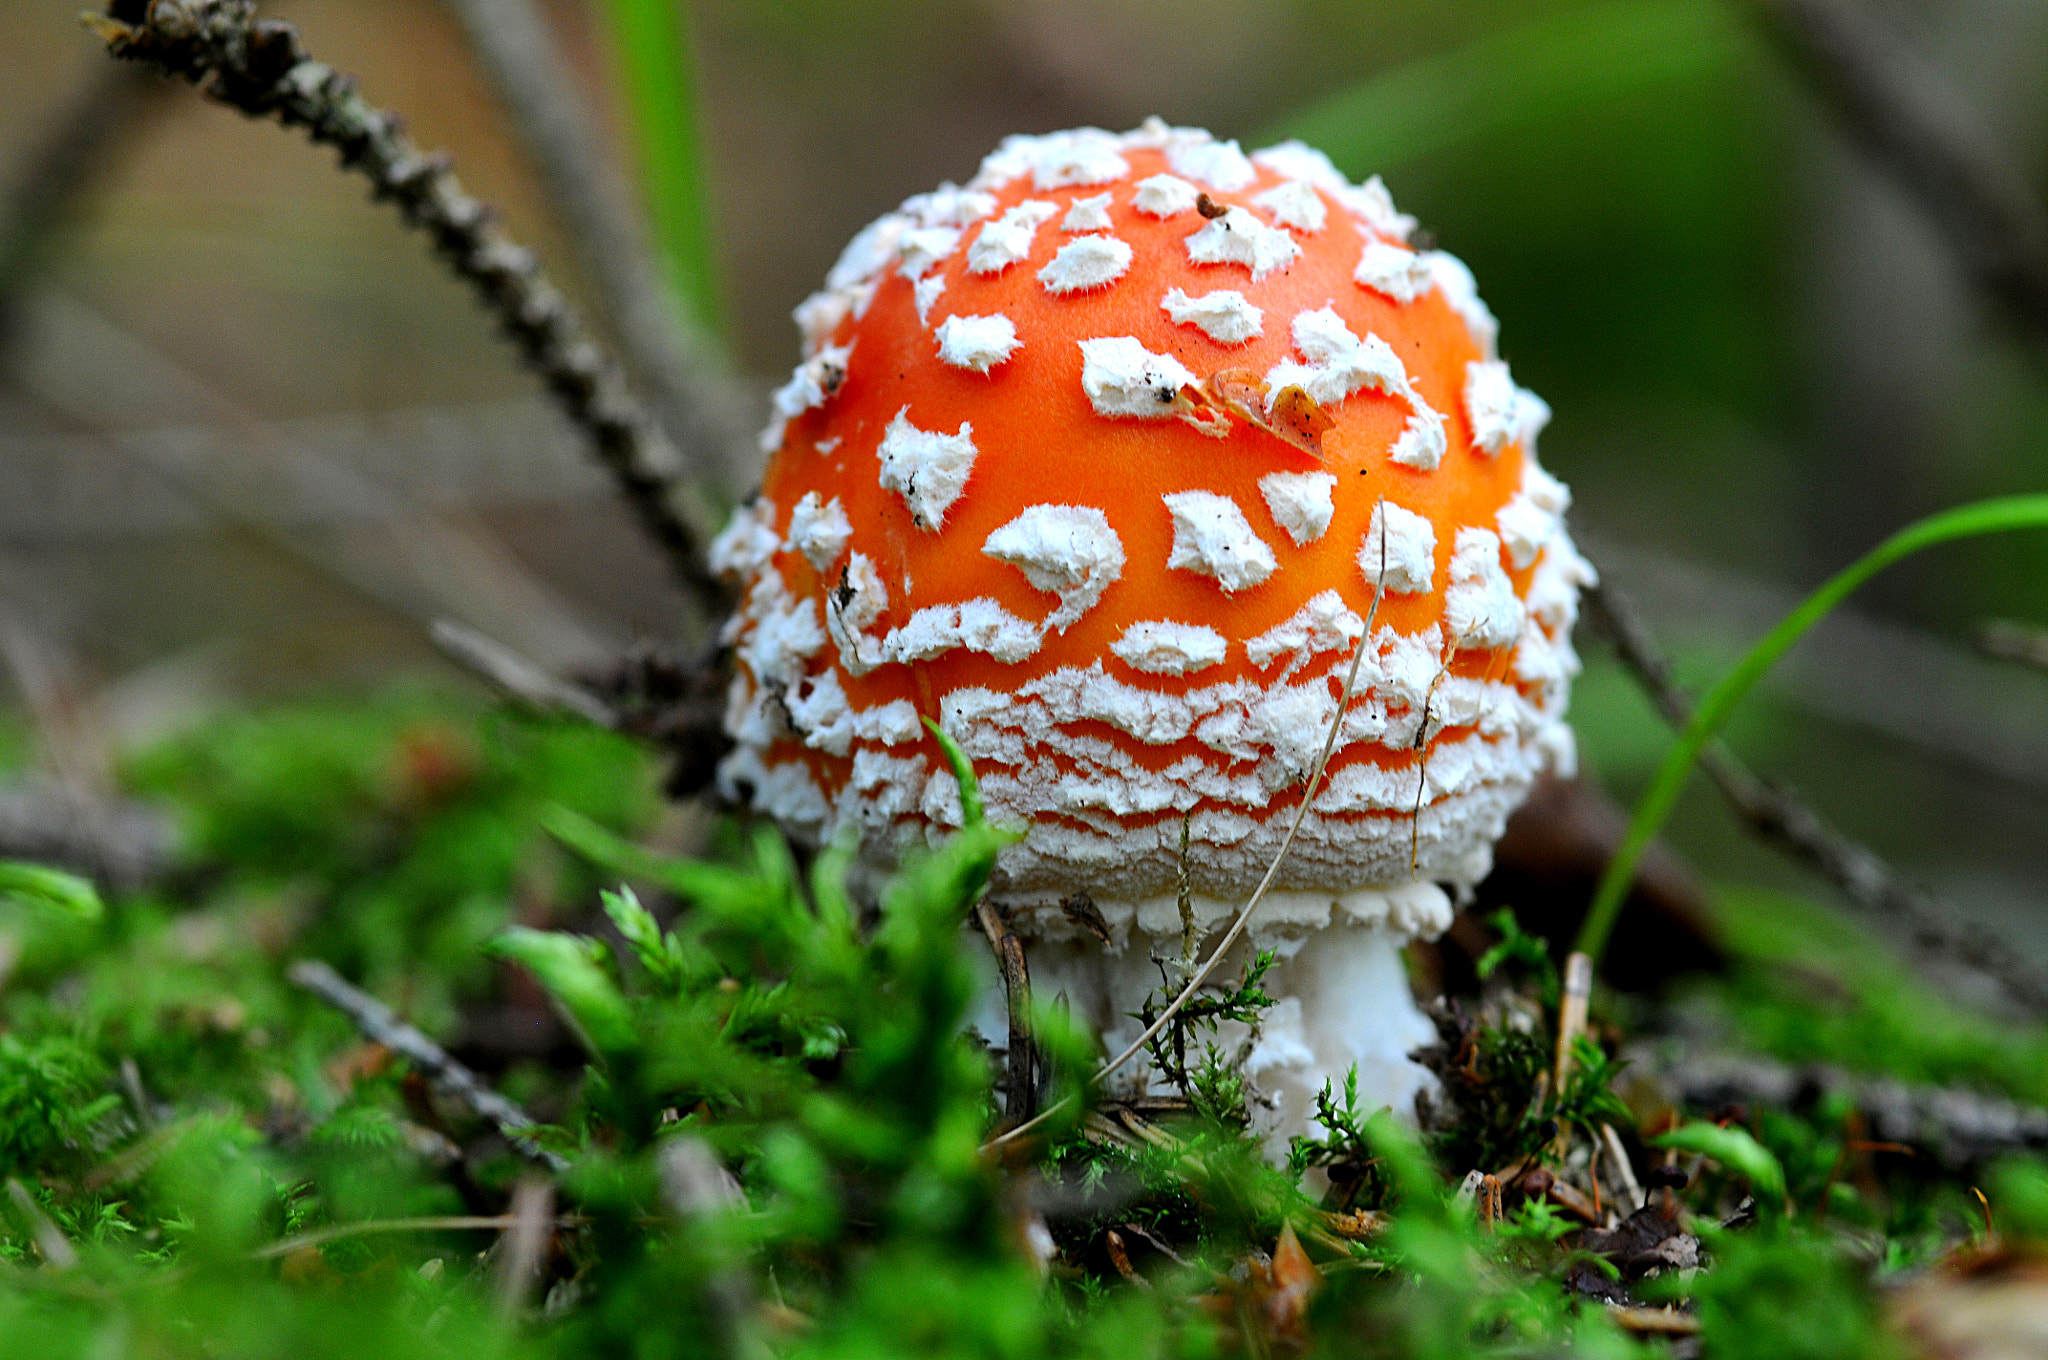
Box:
711 120 1592 1138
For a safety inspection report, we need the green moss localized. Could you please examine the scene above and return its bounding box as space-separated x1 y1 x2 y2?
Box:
1700 885 2048 1101
0 689 1994 1356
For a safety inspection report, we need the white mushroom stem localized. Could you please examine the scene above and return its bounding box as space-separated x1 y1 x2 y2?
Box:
975 894 1446 1153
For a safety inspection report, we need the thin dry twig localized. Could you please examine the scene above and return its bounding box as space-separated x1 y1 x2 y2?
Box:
250 1213 579 1261
89 0 724 611
1583 574 2048 1015
1101 617 1374 1072
287 959 568 1173
438 0 755 501
1607 1306 1700 1338
975 900 1037 1125
431 618 619 727
1752 0 2048 350
1601 1124 1644 1212
579 640 733 796
1553 951 1593 1091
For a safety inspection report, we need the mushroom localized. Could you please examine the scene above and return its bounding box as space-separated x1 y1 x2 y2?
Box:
712 120 1593 1140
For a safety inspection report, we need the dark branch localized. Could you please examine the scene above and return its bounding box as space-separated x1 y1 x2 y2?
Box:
288 959 567 1173
88 0 725 613
1644 1043 2048 1169
1583 574 2048 1014
1752 0 2048 349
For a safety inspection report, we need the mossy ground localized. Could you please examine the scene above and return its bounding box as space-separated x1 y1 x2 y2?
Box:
0 686 2035 1358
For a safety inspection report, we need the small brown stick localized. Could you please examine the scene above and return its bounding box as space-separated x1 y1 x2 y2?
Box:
87 0 725 612
1584 574 2048 1015
1104 1228 1151 1290
1118 1221 1195 1269
1971 1185 1994 1237
975 901 1037 1125
287 960 567 1173
1540 1175 1599 1224
1316 1207 1387 1241
1607 1306 1700 1337
1479 1174 1503 1230
1550 950 1593 1164
1553 951 1593 1092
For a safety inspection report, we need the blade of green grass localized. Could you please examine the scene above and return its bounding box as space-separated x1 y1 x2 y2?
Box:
1267 0 1740 174
1652 1121 1786 1207
1577 494 2048 965
0 860 101 921
599 0 721 335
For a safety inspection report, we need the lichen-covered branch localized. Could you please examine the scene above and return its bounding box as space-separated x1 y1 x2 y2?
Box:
88 0 725 612
1583 574 2048 1015
288 959 567 1173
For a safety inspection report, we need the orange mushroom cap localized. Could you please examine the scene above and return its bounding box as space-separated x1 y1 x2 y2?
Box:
712 121 1591 949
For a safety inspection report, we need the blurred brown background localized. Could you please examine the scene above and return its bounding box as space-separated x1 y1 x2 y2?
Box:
3 0 2048 963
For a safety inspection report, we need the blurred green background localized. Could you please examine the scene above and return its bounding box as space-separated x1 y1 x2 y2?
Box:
1 0 2046 975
